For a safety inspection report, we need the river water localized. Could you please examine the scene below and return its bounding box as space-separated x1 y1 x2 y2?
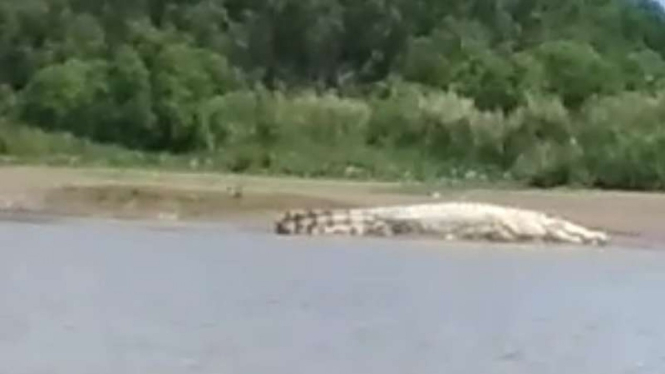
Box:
1 216 665 374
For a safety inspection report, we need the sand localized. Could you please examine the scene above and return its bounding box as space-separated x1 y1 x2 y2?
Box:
1 165 663 246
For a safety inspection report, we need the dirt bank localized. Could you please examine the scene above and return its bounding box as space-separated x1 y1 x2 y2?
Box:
1 166 664 245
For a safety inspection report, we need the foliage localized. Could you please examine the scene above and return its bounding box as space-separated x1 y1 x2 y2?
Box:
1 0 665 190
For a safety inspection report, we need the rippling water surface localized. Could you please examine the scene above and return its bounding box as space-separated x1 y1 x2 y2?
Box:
1 217 665 374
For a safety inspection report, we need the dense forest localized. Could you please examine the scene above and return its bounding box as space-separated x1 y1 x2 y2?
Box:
1 0 665 189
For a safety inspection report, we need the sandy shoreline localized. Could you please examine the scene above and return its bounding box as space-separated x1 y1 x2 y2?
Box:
1 165 664 246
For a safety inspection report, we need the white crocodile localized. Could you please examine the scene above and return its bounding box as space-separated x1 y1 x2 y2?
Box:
274 201 610 246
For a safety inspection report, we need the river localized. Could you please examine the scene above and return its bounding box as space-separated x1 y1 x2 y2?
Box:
1 215 664 374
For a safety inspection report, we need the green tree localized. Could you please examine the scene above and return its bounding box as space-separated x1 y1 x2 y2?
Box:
145 37 241 151
19 58 108 136
532 40 622 108
99 45 155 148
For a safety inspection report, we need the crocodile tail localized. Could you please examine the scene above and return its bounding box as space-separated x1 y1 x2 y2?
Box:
274 209 394 236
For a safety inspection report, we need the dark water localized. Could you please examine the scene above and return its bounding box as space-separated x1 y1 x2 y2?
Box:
1 218 665 374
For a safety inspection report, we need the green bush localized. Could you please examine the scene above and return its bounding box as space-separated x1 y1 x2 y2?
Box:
19 58 109 135
192 88 375 175
504 91 665 189
363 82 507 180
531 40 623 109
577 92 665 189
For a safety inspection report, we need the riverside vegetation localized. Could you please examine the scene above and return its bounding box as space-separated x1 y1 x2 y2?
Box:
1 0 665 190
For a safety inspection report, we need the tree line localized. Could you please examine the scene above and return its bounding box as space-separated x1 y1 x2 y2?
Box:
1 0 665 189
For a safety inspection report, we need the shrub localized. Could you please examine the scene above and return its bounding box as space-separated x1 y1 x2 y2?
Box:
577 92 665 189
531 40 623 108
19 58 109 136
274 90 371 146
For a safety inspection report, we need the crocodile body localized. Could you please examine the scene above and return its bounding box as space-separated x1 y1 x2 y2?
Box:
274 202 610 246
